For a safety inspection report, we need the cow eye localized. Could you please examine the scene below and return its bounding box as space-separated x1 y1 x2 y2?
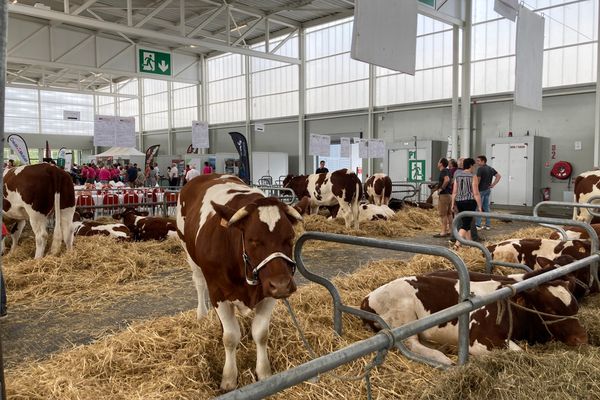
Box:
249 239 260 246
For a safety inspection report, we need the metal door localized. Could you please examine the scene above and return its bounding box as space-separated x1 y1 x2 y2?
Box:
508 143 528 205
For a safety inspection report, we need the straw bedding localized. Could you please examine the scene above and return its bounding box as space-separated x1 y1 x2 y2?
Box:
5 222 600 399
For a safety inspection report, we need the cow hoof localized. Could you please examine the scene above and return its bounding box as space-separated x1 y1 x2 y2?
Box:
220 376 237 391
196 307 208 320
256 366 272 381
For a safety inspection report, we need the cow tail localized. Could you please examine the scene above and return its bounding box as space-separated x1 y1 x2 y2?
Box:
53 191 63 242
353 180 362 227
573 175 583 220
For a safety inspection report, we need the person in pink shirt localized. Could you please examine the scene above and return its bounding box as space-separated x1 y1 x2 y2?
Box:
202 162 213 175
98 165 111 184
86 164 97 183
81 165 89 184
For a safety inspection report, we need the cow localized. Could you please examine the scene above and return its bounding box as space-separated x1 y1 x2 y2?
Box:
72 211 131 240
176 173 308 390
487 238 590 269
112 208 177 241
283 168 362 229
549 224 600 240
3 163 76 259
364 173 392 206
360 269 587 365
573 170 600 223
428 255 597 300
358 203 396 222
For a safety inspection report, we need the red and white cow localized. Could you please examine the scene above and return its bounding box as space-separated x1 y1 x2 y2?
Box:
573 170 600 223
361 269 587 365
549 224 600 240
358 203 396 222
364 173 392 206
176 173 308 390
283 168 362 229
72 212 131 240
3 163 76 258
113 208 177 241
487 238 590 269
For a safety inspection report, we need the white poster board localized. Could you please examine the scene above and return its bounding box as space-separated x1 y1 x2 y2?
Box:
116 116 136 148
192 121 210 149
351 0 417 74
319 135 331 157
309 134 320 156
94 115 116 147
340 137 351 158
357 139 369 158
63 110 81 121
369 139 386 158
515 6 545 111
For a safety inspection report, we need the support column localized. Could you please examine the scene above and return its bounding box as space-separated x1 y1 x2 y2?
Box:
167 80 173 155
461 0 472 158
0 1 7 394
244 54 253 181
451 25 459 159
137 78 144 150
594 0 600 166
367 64 375 176
298 27 306 174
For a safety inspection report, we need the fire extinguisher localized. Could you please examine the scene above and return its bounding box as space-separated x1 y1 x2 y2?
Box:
542 187 551 201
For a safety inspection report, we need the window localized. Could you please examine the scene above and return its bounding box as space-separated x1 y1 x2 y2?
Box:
208 53 246 124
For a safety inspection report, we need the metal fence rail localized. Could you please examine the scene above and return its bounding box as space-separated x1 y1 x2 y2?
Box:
532 199 600 240
252 185 297 204
391 180 436 202
217 250 600 400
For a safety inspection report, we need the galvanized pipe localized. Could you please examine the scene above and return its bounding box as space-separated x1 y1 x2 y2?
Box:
0 0 7 398
217 252 600 400
532 199 600 239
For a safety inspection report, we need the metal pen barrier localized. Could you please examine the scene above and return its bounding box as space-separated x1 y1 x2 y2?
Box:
391 183 419 201
74 188 180 218
293 232 472 368
217 249 600 400
533 198 600 240
253 186 297 205
452 212 600 284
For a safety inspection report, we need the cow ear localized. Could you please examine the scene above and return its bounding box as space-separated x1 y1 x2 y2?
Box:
536 257 555 269
293 196 310 216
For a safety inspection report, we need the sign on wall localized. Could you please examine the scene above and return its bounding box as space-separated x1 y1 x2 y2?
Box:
63 110 81 121
309 134 331 157
408 160 426 182
192 121 210 149
138 48 172 76
93 115 136 147
340 137 351 158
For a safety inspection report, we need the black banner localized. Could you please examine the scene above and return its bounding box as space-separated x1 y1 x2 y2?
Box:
229 132 250 184
144 145 160 177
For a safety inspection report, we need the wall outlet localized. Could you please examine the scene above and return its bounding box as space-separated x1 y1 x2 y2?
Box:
574 141 582 151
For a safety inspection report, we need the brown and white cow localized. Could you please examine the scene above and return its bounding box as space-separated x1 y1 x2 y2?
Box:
358 203 396 222
549 224 600 240
3 163 76 258
573 170 600 223
364 173 392 206
283 168 362 229
487 238 590 269
72 212 131 240
361 269 587 365
176 174 308 390
113 208 177 241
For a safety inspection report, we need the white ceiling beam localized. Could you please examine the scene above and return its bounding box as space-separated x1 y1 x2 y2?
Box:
417 3 463 27
87 9 136 44
179 0 185 36
71 0 99 16
7 70 38 84
48 68 72 84
126 0 132 26
64 0 70 13
198 0 300 28
232 17 264 46
187 4 226 38
269 29 297 54
7 25 47 55
53 34 94 62
7 8 299 64
134 0 174 28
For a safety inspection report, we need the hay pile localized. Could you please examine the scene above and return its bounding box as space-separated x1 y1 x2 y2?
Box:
6 253 600 399
3 234 186 311
299 208 439 238
488 225 555 243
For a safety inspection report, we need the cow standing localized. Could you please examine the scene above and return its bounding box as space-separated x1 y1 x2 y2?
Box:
3 163 76 258
176 174 308 390
283 168 362 229
113 208 177 241
364 173 392 206
573 170 600 223
361 270 587 365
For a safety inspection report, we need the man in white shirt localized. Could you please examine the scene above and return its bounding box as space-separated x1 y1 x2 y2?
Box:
185 164 201 183
168 163 179 187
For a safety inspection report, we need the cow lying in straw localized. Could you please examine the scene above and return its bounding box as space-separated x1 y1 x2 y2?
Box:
358 203 396 222
361 267 588 365
113 208 177 241
487 239 590 269
549 224 600 240
72 211 131 241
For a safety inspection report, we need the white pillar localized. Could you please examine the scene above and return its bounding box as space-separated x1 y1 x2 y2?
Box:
594 0 600 167
367 64 375 176
451 25 459 159
298 28 306 174
461 0 472 158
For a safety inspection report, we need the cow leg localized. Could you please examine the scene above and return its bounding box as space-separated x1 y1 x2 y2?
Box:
60 206 76 252
9 220 26 253
405 336 454 365
216 301 241 391
188 255 210 319
252 297 276 380
29 214 49 259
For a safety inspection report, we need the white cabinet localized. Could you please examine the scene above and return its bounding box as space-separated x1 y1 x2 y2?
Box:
486 136 547 206
252 152 288 183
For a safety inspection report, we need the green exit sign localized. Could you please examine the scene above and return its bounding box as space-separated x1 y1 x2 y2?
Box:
138 48 172 76
418 0 436 7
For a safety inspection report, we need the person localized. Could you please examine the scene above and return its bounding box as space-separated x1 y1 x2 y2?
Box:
448 159 458 178
316 160 329 174
98 164 111 184
127 163 138 187
433 158 453 238
202 161 213 175
169 163 179 187
86 163 97 184
6 159 15 169
475 155 502 230
148 164 158 187
185 164 201 183
450 158 482 249
183 164 191 185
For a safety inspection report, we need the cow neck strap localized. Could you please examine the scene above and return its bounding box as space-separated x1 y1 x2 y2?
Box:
241 232 296 286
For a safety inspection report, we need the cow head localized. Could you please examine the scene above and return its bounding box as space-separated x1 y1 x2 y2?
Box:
112 208 150 223
282 174 295 188
518 279 587 346
211 196 309 299
536 255 599 298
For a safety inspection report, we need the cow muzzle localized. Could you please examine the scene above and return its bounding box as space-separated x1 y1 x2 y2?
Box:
265 275 297 299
